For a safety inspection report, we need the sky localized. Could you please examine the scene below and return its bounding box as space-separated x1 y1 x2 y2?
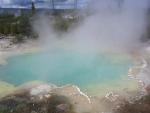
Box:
0 0 88 9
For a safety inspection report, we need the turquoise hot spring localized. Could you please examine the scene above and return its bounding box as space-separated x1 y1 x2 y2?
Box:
0 49 137 96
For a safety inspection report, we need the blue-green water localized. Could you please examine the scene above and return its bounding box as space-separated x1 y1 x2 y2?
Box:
0 50 132 89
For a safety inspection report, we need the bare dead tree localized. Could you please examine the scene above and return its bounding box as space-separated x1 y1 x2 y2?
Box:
74 0 77 9
50 0 55 10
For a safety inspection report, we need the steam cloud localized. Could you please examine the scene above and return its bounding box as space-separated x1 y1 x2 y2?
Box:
33 0 149 54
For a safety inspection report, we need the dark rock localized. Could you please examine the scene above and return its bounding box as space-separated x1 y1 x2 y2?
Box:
56 104 69 112
47 95 74 113
0 90 75 113
146 85 150 94
113 95 150 113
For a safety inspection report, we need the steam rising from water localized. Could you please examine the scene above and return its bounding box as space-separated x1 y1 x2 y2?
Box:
0 2 149 112
33 0 149 54
30 0 150 92
0 1 149 113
